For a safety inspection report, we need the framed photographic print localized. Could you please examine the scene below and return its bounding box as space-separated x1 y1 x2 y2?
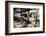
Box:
5 1 45 35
